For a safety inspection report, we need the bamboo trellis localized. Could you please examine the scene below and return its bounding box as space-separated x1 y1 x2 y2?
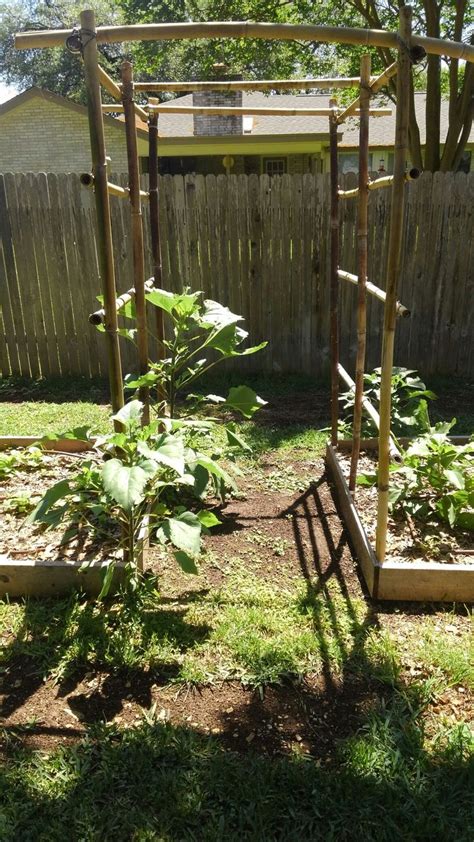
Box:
14 7 474 565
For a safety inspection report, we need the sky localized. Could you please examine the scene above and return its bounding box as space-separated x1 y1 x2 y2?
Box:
0 82 19 103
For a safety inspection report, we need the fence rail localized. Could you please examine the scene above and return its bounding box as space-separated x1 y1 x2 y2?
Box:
0 171 473 379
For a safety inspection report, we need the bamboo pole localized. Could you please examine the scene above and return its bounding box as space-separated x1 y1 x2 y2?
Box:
337 62 398 124
80 10 123 418
97 63 148 122
338 168 420 199
376 6 413 562
14 21 474 63
148 100 166 407
147 104 392 117
132 77 365 92
329 98 340 448
337 271 410 317
122 60 150 425
338 363 400 460
89 279 155 325
80 172 149 201
349 55 371 495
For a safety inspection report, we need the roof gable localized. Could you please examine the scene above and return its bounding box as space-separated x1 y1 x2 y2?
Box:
0 86 148 140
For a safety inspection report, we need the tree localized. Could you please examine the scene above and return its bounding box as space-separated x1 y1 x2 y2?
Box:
119 0 473 171
0 1 126 103
308 1 473 172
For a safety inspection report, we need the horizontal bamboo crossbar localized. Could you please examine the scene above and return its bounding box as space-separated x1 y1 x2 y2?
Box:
337 363 401 460
338 270 410 317
131 77 366 92
337 61 399 124
14 21 474 63
80 172 149 202
147 103 392 117
89 278 155 325
97 64 148 122
338 167 420 198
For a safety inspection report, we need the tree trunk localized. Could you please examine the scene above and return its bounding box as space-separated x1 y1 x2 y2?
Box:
440 56 474 171
423 0 441 171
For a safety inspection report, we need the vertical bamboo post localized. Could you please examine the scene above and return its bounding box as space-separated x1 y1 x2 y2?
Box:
329 98 340 447
148 100 162 286
349 54 371 493
376 6 412 561
148 99 165 353
148 99 166 415
121 60 150 425
80 9 124 417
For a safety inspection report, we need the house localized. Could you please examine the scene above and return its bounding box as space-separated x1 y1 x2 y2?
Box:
0 86 472 176
150 90 474 176
0 87 146 173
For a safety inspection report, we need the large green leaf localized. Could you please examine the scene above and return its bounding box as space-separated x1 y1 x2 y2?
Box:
200 299 242 329
145 288 182 314
111 400 144 428
161 511 202 557
174 550 198 574
138 435 185 476
26 479 73 524
102 459 153 512
194 454 235 488
204 323 241 355
197 510 221 529
226 426 252 452
124 371 160 390
146 288 201 318
225 386 267 418
444 469 465 490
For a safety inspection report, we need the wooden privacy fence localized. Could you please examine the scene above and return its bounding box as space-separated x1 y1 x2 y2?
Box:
0 170 473 380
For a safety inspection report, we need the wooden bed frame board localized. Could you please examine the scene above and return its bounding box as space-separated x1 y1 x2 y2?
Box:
0 436 95 452
325 443 474 603
0 557 127 598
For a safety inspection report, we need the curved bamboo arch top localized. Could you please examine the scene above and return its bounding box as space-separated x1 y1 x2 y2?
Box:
15 19 474 63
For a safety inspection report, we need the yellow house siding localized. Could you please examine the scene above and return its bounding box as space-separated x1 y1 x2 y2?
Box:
0 96 129 173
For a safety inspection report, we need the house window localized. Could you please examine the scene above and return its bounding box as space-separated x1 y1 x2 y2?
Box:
338 152 374 174
264 157 287 176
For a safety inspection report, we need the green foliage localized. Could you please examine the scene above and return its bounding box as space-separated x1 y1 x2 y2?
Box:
340 367 436 439
27 400 222 595
359 421 474 532
388 423 474 531
0 0 125 102
0 445 43 481
124 287 267 421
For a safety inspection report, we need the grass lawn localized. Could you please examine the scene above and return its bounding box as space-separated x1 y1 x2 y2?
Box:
0 373 473 841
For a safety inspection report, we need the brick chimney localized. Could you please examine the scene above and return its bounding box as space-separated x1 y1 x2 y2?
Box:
193 65 243 136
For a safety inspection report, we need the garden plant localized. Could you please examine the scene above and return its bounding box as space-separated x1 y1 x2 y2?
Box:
27 289 268 596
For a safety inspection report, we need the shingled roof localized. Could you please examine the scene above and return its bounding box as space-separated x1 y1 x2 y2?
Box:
155 91 473 148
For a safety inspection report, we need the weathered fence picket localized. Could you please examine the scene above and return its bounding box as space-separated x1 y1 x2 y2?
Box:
0 171 472 380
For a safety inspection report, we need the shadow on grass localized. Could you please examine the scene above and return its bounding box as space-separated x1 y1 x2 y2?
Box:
0 596 211 720
0 376 110 404
1 712 472 841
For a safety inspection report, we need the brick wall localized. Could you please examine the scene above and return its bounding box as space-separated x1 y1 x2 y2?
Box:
193 91 243 136
0 96 129 173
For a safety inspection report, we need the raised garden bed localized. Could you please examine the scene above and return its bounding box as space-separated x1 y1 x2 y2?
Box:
0 436 125 597
326 440 474 602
